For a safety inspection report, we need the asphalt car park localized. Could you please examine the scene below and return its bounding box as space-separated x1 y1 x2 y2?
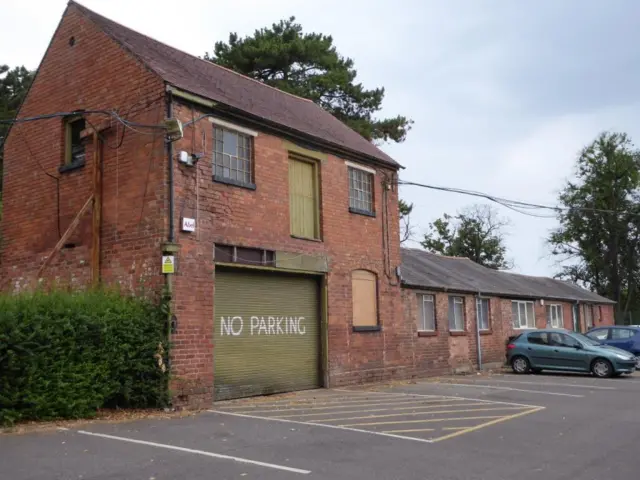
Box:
3 373 640 480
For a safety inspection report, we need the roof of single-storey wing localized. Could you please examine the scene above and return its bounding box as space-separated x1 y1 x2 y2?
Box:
400 248 615 304
69 1 399 169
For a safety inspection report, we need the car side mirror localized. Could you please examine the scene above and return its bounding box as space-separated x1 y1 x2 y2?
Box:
574 343 583 350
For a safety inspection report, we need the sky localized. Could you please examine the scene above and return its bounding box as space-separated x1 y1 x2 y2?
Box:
3 0 640 277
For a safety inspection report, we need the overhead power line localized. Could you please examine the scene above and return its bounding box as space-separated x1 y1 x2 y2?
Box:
398 180 628 218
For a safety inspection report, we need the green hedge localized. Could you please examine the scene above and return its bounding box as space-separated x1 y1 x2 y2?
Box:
0 289 170 425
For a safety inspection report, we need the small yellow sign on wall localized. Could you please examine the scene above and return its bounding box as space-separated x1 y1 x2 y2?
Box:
162 255 175 274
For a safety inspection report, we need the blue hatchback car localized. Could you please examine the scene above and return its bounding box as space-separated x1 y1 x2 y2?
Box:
586 326 640 358
506 329 637 377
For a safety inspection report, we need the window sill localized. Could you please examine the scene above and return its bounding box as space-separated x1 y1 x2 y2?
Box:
213 175 256 190
418 331 437 337
349 207 376 218
353 326 381 333
479 329 493 336
291 235 322 243
449 330 467 336
59 161 85 174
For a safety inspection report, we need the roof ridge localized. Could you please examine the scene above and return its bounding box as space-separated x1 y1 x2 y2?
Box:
70 1 318 105
402 248 482 262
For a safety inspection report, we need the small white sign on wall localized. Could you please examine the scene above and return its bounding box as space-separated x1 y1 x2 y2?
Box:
181 217 196 232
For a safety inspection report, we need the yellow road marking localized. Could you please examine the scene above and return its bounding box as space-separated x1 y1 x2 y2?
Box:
383 428 435 433
429 407 545 443
276 402 485 419
320 406 526 423
218 397 457 412
340 415 505 427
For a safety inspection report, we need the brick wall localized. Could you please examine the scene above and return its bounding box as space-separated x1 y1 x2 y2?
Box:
402 290 617 375
168 101 405 404
1 4 167 294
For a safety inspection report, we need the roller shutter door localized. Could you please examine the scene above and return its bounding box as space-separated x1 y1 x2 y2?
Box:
214 269 321 401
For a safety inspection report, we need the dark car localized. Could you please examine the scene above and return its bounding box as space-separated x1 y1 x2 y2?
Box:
506 329 637 378
586 326 640 365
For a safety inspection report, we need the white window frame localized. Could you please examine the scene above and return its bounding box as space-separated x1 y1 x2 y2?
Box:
584 305 594 330
448 296 465 331
417 293 435 331
512 300 536 329
476 298 490 331
547 304 563 329
347 163 375 214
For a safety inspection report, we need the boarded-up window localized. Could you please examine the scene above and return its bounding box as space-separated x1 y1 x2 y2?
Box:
584 305 594 330
289 157 320 239
352 270 378 327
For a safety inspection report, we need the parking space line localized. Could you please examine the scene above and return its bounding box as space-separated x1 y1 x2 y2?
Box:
383 428 435 433
442 427 470 431
320 406 527 423
340 415 505 427
429 407 545 443
76 430 311 475
222 398 458 414
276 402 484 419
218 394 447 409
333 388 544 408
208 410 436 444
465 379 615 390
429 383 584 397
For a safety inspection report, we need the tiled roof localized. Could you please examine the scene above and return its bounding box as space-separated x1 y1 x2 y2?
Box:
401 248 615 304
70 1 399 168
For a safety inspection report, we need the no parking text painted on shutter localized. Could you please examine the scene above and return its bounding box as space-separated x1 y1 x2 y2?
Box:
214 269 321 401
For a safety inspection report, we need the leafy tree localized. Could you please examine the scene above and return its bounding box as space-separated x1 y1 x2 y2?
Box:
206 17 412 144
549 132 640 317
0 64 34 202
421 204 513 270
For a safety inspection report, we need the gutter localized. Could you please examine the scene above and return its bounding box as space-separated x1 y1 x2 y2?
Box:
166 85 403 171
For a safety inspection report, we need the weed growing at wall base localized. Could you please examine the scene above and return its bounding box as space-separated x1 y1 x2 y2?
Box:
0 289 169 426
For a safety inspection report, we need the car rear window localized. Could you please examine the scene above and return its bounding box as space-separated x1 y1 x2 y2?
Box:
527 332 549 345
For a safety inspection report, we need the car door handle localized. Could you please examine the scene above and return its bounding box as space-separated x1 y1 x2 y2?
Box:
554 349 559 352
527 347 532 351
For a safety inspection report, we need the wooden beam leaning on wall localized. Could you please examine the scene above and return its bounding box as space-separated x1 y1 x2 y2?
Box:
91 131 102 286
37 194 95 279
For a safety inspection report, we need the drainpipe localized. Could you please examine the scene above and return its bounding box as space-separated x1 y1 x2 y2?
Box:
166 90 175 243
475 292 484 371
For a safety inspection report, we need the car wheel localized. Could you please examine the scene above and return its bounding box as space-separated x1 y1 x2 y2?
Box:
591 358 614 378
511 355 530 374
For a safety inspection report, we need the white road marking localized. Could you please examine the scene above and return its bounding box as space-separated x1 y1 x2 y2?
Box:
76 430 310 475
207 410 435 444
333 388 544 407
468 378 615 390
425 383 584 397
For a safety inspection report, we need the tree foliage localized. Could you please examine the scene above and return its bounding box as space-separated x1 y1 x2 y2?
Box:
421 204 513 270
0 64 34 201
206 17 412 144
549 132 640 317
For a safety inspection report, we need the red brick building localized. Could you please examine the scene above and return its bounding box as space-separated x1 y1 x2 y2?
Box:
1 2 410 405
400 249 616 372
0 2 616 406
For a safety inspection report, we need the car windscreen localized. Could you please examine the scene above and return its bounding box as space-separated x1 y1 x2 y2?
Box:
571 332 602 346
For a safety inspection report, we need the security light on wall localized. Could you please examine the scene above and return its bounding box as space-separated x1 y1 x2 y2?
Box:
164 118 183 142
540 299 545 306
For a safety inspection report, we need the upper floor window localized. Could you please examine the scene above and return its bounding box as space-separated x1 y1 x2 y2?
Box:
546 304 563 328
448 296 465 331
476 298 490 331
352 270 378 330
512 300 535 329
348 163 374 216
64 117 86 166
289 156 321 240
213 125 253 186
